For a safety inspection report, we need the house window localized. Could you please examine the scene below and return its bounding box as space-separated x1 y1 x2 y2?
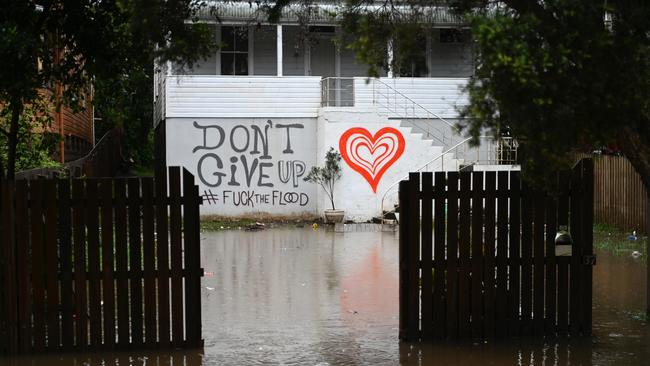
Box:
221 26 249 75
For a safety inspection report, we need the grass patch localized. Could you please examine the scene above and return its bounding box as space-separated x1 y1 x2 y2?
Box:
593 224 647 260
201 218 259 231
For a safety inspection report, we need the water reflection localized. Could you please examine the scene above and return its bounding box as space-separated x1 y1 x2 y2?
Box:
0 228 648 365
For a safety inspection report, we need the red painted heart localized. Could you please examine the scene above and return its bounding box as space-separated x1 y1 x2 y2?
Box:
339 127 406 193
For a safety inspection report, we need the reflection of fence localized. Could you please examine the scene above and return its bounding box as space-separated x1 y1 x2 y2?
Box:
0 167 203 354
399 159 595 341
321 77 355 107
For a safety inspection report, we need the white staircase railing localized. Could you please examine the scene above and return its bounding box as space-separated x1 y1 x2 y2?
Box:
379 136 519 219
372 78 459 147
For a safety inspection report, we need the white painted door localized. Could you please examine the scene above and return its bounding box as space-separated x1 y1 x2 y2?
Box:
310 36 336 77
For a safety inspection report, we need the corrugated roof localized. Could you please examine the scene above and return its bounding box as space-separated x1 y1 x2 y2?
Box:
196 1 464 27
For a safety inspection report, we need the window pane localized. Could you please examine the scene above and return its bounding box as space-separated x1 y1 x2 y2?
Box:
221 26 234 51
234 27 248 52
234 54 248 75
221 53 234 75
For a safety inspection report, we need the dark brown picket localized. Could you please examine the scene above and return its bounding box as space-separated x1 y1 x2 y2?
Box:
407 173 420 341
44 180 61 350
483 171 497 339
141 178 157 347
14 181 31 353
581 159 594 336
433 172 446 339
128 178 144 346
169 167 184 346
86 180 102 348
557 172 571 337
420 172 433 340
156 172 171 348
183 169 202 346
31 180 46 351
520 183 533 336
114 179 130 348
458 172 471 338
72 179 88 349
545 193 558 336
58 180 74 351
509 172 522 336
445 172 459 339
570 163 583 335
1 181 18 354
471 172 484 339
398 180 409 341
533 191 546 336
100 179 115 348
495 171 509 338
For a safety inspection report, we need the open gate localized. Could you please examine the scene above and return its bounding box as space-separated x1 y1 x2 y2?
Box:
399 159 594 341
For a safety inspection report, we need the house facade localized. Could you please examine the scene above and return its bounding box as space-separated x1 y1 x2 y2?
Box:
154 2 517 221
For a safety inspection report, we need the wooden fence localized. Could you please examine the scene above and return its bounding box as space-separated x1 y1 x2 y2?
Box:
0 167 203 355
399 159 594 341
592 154 648 234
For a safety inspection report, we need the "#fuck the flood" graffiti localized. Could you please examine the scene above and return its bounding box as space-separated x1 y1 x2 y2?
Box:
192 120 310 208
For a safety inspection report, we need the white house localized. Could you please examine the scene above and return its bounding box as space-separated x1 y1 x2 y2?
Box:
153 1 517 221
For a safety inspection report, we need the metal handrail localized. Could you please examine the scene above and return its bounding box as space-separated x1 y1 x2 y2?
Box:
372 78 460 147
321 77 355 107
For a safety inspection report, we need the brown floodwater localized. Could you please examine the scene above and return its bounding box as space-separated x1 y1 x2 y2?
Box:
1 227 648 365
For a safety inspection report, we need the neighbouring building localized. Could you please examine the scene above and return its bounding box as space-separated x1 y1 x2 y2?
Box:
153 2 518 221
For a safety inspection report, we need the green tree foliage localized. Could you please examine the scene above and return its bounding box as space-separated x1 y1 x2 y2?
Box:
0 1 217 179
304 147 342 210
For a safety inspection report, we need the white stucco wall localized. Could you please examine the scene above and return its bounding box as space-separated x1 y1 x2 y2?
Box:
166 117 318 217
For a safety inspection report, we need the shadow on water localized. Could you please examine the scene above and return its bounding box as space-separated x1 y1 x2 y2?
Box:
1 228 648 365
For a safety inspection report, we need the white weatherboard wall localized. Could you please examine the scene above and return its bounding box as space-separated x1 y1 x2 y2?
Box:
166 118 318 217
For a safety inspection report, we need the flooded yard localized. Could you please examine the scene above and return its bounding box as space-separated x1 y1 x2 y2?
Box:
1 227 648 365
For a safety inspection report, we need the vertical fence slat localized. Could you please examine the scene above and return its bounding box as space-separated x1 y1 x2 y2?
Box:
471 172 484 339
420 172 433 340
520 182 533 336
407 173 420 341
458 172 471 338
557 171 570 337
545 192 558 336
581 159 594 335
570 161 584 336
142 178 157 347
31 180 46 351
15 181 32 353
483 172 496 339
496 171 509 338
128 178 144 346
169 167 185 346
58 180 73 351
182 169 202 346
85 180 102 348
100 179 115 349
44 180 61 350
533 191 546 336
398 180 409 341
445 172 459 339
156 171 171 348
508 171 522 336
1 181 18 354
433 172 446 339
72 179 88 350
114 179 130 348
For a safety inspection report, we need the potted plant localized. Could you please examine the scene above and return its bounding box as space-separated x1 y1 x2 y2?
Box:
304 147 344 223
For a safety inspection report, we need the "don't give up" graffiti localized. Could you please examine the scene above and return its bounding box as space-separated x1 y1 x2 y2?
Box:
192 120 310 208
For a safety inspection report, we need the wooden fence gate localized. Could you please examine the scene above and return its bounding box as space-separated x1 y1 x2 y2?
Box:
399 159 594 341
0 167 203 355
